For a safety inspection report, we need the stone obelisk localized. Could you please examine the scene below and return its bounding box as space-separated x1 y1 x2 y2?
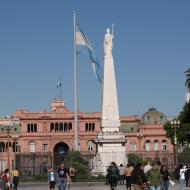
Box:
94 28 126 175
101 28 120 132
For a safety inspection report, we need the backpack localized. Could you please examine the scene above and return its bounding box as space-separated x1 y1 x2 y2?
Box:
1 173 8 183
109 166 119 178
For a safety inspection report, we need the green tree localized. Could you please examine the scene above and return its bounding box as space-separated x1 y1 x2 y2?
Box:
164 68 190 145
185 68 190 89
178 147 190 164
63 151 90 178
127 153 146 167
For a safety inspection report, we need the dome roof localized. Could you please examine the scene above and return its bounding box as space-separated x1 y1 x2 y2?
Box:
142 108 167 125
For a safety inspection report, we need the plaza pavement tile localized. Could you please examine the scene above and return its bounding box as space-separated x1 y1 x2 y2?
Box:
19 182 181 190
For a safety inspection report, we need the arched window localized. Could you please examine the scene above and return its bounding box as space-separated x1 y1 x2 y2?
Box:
31 123 34 132
60 123 63 132
145 140 151 151
0 142 5 152
27 124 30 132
64 123 68 132
50 123 54 131
34 124 37 132
69 123 72 131
89 123 92 132
13 142 19 153
55 123 58 132
85 123 88 132
162 140 167 151
88 141 93 151
92 123 95 131
29 141 35 153
154 140 159 151
130 143 137 151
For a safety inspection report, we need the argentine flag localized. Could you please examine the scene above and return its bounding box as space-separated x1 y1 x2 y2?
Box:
75 24 102 83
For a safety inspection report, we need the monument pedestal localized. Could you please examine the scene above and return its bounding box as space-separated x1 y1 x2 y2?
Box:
94 131 127 175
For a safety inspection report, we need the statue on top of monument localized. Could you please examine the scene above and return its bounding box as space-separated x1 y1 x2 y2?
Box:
104 28 113 56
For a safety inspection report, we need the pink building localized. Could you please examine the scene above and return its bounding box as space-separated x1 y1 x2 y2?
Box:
0 100 174 175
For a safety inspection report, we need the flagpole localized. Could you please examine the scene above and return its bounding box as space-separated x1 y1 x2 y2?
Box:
73 11 79 151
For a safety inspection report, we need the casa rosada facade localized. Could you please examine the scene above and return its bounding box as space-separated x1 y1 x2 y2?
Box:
0 100 174 171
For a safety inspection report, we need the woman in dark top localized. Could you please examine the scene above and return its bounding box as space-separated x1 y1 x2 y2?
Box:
132 163 148 190
107 162 119 190
160 165 170 190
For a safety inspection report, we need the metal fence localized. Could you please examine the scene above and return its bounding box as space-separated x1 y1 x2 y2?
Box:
128 151 175 168
15 151 175 179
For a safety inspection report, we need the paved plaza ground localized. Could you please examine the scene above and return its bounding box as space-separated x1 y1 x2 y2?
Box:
19 182 182 190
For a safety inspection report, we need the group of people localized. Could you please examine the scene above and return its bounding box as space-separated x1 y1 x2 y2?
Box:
106 161 173 190
0 167 19 190
106 162 134 190
47 163 76 190
0 163 76 190
176 163 190 190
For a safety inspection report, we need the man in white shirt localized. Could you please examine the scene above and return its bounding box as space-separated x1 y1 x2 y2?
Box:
144 161 152 174
119 164 126 185
179 166 187 190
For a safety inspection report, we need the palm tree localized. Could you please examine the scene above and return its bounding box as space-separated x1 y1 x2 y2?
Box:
185 68 190 89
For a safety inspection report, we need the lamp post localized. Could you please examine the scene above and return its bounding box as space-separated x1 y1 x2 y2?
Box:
2 120 16 169
171 119 180 166
137 130 143 156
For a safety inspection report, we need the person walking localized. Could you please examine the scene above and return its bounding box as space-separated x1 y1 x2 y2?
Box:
119 164 126 185
160 165 170 190
12 167 19 190
48 167 56 190
179 164 186 190
107 162 119 190
131 163 147 190
57 163 69 190
69 167 76 183
185 163 190 187
1 169 10 190
146 162 162 190
124 164 133 190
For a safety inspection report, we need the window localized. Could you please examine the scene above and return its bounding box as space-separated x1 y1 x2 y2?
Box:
13 142 19 153
29 141 35 153
27 123 37 133
69 123 72 130
64 123 68 132
88 141 93 151
130 143 137 151
60 123 63 131
154 140 159 151
34 124 37 132
50 122 72 132
50 123 54 131
55 123 58 132
42 144 48 152
145 140 151 151
162 140 167 151
0 142 5 152
85 123 95 132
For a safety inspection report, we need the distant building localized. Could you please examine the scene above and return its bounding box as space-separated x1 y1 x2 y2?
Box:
0 100 174 175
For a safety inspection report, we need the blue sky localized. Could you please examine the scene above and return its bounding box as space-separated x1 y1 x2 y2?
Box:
0 0 190 117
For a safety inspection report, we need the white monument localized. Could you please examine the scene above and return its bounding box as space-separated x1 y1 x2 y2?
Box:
94 28 127 175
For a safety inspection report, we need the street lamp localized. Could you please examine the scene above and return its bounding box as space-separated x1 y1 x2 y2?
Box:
171 119 180 166
2 120 16 169
137 129 143 156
